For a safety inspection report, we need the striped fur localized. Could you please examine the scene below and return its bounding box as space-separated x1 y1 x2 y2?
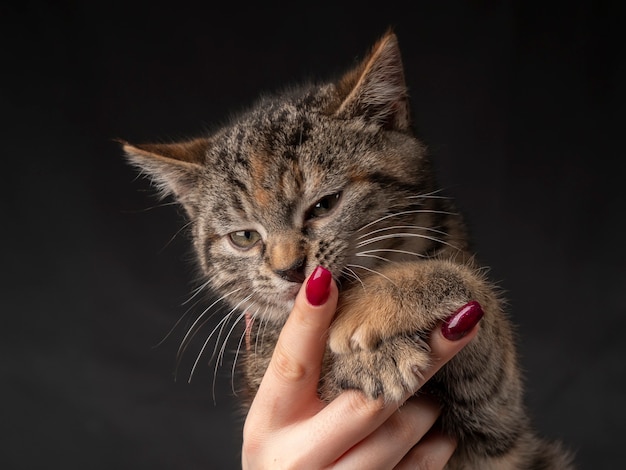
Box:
125 32 573 468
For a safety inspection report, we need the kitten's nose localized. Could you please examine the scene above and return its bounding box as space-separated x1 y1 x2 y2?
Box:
274 257 306 284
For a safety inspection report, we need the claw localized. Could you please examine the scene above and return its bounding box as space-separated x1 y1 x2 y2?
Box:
411 364 425 381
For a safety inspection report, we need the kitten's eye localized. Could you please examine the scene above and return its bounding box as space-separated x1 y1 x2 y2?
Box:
228 230 262 250
307 193 342 219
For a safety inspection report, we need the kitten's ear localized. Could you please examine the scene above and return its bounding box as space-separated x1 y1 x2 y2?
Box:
122 138 208 216
335 31 410 130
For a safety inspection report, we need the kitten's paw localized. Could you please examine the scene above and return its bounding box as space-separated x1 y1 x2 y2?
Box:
329 293 407 354
328 319 379 354
330 333 431 404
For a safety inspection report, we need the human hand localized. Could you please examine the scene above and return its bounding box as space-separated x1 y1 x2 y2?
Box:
241 266 482 469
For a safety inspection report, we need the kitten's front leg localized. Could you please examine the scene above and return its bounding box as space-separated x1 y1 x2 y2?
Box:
326 259 497 403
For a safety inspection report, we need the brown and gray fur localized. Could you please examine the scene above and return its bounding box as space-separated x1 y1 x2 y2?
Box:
124 32 573 469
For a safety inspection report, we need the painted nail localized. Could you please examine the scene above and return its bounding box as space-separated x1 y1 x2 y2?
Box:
305 266 332 306
441 301 484 341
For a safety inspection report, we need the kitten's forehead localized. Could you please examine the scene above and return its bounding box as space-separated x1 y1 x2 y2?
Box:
202 102 319 225
241 98 317 152
202 90 401 230
213 96 345 175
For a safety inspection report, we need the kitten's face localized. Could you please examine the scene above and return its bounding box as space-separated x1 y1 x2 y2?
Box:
190 99 427 321
125 32 434 322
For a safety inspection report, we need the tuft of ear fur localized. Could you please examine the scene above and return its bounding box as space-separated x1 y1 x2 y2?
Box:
335 31 410 130
121 138 209 216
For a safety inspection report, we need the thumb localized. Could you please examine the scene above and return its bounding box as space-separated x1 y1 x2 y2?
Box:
251 266 338 424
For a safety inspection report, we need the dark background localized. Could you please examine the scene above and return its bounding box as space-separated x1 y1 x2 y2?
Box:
2 1 624 468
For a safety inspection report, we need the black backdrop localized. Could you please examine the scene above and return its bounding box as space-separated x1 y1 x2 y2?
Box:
3 1 624 468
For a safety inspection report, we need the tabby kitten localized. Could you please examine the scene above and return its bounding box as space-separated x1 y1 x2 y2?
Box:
124 32 573 469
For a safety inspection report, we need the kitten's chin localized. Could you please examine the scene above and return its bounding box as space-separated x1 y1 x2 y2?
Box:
263 283 302 322
280 283 302 309
272 282 301 302
285 283 302 300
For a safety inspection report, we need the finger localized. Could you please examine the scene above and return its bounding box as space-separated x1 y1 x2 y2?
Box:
394 427 457 470
248 266 338 426
394 300 484 405
423 300 484 385
332 395 442 470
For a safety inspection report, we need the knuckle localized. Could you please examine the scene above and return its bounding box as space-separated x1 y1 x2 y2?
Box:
241 420 262 457
388 399 441 443
241 434 262 464
386 413 415 442
270 344 308 383
413 455 441 470
345 390 386 420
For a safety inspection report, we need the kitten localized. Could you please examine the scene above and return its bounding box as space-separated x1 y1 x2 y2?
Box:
124 32 573 469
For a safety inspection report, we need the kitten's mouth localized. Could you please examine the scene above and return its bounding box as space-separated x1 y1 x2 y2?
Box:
285 283 302 300
278 284 303 316
244 282 302 351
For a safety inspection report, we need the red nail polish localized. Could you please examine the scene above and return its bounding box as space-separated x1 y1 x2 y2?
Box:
442 301 484 341
305 266 332 306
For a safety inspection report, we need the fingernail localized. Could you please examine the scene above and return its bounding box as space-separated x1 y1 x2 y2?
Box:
441 301 484 341
305 266 332 306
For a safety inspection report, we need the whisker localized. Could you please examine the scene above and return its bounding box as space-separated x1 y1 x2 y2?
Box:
254 305 271 357
357 209 458 233
231 307 259 396
357 232 460 251
208 312 239 403
153 298 203 350
177 287 244 362
174 303 229 380
357 224 449 241
215 298 256 371
407 188 450 199
217 309 250 368
120 200 181 214
207 306 238 370
175 289 241 378
407 195 449 200
355 252 394 263
211 306 251 404
213 307 250 401
346 263 397 287
189 293 253 383
334 274 344 291
342 266 366 291
261 307 274 346
158 219 194 254
357 248 427 259
182 278 213 306
158 282 215 350
180 306 230 377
